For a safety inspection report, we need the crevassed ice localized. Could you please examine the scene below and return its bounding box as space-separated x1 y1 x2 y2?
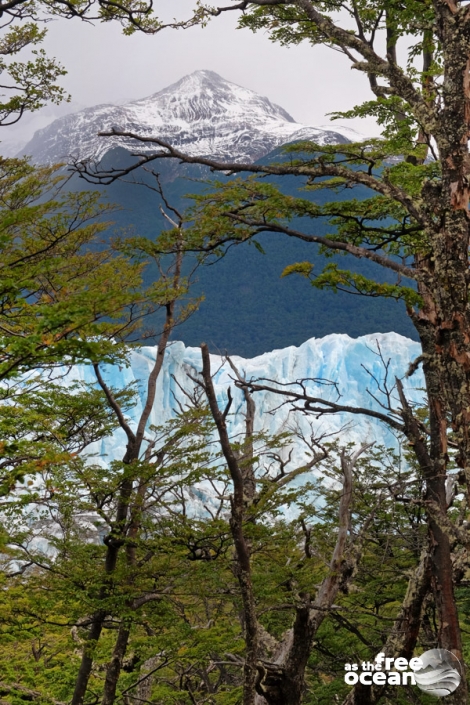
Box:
67 332 423 467
4 332 423 561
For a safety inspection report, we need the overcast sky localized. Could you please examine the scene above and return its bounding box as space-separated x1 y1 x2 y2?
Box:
1 2 382 153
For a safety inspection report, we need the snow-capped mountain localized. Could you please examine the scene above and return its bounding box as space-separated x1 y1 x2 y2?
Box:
0 100 87 158
67 332 422 468
21 70 361 165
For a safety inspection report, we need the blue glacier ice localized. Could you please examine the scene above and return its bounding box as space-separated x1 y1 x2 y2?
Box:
67 332 424 465
8 331 424 558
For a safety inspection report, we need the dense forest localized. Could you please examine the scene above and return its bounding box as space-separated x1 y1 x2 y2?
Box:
2 0 470 704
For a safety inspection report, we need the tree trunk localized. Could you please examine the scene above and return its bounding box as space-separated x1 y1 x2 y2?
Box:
397 327 467 705
101 623 131 705
71 237 184 704
71 615 106 705
253 447 365 705
342 549 431 705
201 344 258 705
71 477 135 705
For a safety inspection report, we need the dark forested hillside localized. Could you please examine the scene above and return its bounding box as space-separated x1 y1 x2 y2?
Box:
75 145 417 357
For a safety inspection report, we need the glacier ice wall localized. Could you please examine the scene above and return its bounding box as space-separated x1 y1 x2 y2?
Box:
67 332 423 465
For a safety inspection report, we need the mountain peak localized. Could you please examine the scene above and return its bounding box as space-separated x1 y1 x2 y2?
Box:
22 71 354 165
174 69 229 86
162 69 274 102
132 69 296 125
149 69 228 97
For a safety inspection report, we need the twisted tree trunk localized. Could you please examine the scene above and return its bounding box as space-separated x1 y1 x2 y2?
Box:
342 549 431 705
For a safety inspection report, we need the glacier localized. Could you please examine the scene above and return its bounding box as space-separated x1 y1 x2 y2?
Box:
68 332 424 467
6 332 424 557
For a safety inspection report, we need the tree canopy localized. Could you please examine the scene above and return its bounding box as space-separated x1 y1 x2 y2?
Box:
72 1 470 702
3 1 470 704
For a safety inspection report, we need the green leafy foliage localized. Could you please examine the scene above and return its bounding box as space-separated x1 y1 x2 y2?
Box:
0 156 183 381
0 420 448 704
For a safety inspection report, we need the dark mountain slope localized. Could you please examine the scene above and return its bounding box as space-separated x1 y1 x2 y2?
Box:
78 146 417 357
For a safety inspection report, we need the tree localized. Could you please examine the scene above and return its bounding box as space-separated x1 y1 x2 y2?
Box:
5 338 456 705
4 344 432 705
73 1 470 702
199 346 376 705
70 199 196 705
0 156 194 454
0 162 204 705
0 155 183 497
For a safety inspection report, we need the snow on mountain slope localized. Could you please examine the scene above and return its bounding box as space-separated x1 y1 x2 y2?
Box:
21 70 358 165
67 332 423 468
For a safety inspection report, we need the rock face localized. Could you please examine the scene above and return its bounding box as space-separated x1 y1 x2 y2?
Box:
21 70 358 165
